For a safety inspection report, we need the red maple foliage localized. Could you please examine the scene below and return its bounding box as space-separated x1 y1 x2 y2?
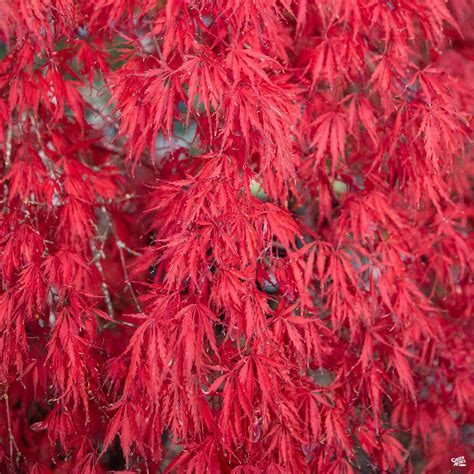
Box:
0 0 473 472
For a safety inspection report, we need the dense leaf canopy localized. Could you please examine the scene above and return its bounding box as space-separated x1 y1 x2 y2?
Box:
0 0 472 472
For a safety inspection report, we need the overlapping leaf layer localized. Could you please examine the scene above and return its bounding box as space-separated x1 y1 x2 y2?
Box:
0 0 472 472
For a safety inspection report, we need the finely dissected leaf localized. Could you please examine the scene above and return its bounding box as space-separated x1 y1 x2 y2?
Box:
0 0 472 472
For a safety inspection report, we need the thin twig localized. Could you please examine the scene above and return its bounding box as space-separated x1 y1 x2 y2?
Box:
87 101 118 127
100 205 143 313
30 115 64 198
90 239 116 320
395 438 415 474
4 125 12 170
117 240 142 257
48 287 59 327
116 237 143 313
91 211 138 327
152 35 163 61
3 392 20 465
2 125 12 212
90 232 138 328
